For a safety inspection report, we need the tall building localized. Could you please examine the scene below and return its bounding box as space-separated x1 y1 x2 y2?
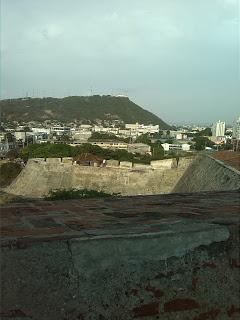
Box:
232 117 240 139
212 120 225 137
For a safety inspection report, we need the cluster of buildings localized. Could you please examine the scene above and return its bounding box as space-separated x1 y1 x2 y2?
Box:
1 117 240 157
0 121 191 157
209 119 240 150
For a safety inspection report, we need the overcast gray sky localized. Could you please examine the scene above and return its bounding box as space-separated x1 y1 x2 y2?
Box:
1 0 239 124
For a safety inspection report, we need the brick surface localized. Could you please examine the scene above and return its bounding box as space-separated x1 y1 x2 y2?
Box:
133 302 159 317
0 190 239 247
0 190 239 320
213 151 240 171
164 298 200 312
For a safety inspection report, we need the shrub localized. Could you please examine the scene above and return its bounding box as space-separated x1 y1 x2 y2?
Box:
44 188 119 200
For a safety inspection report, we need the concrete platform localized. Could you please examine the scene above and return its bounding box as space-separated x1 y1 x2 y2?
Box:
1 191 240 319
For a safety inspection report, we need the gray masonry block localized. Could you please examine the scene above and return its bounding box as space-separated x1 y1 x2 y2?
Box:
106 159 119 167
46 158 62 163
120 161 133 168
62 157 73 164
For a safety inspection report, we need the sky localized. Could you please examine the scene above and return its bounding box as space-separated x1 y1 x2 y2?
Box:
1 0 239 124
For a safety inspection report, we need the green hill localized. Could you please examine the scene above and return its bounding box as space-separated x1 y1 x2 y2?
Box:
0 95 171 128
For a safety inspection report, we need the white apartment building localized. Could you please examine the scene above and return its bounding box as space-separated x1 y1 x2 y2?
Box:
162 130 186 139
72 130 92 141
31 128 51 135
14 131 27 142
161 143 191 152
79 124 92 130
212 121 225 137
92 126 109 133
118 129 132 137
176 133 188 140
125 123 159 134
92 126 120 135
51 126 71 135
232 117 240 139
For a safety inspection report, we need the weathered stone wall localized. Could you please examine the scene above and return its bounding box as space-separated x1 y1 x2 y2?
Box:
2 231 239 320
174 154 240 193
151 158 177 169
6 154 239 199
1 191 240 320
5 157 192 198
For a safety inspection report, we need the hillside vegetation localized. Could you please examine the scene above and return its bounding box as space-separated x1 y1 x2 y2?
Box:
0 95 171 128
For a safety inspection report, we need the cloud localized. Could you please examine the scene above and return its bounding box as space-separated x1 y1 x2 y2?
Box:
29 24 63 42
223 0 238 4
219 0 239 7
41 24 62 39
1 0 238 123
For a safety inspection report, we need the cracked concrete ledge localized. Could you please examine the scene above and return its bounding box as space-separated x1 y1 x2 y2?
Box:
66 220 230 262
0 190 239 320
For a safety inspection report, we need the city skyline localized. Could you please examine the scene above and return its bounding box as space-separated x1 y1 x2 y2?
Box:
1 0 239 123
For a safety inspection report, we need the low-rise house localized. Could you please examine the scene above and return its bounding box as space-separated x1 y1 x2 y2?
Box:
90 141 128 150
73 153 104 167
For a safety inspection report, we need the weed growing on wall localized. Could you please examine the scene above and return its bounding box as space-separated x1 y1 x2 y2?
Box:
44 188 119 200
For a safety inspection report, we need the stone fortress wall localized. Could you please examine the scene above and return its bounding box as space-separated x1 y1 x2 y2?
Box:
173 154 240 193
5 154 240 198
6 157 192 198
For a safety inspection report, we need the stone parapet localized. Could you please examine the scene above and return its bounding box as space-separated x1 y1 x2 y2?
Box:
151 158 177 169
1 190 239 320
45 158 62 163
133 163 151 170
119 161 133 168
174 153 240 193
106 159 119 167
61 157 73 164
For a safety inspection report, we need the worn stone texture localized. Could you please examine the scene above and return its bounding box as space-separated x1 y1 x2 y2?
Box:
0 191 240 320
174 154 240 193
5 153 240 199
151 158 177 169
5 157 192 198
